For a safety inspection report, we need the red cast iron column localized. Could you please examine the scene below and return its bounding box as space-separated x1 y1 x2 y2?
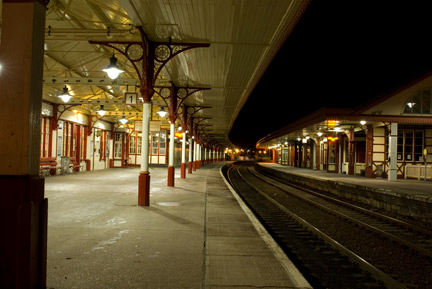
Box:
154 86 210 186
90 29 209 205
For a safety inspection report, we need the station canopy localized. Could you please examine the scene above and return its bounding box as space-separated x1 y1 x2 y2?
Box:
257 73 432 149
42 0 309 148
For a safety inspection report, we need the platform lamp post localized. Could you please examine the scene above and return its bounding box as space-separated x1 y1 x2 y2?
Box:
90 27 209 206
154 85 210 186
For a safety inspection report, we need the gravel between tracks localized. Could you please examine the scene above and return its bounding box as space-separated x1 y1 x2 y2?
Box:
275 190 432 289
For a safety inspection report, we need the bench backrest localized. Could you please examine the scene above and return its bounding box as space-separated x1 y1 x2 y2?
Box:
40 157 57 167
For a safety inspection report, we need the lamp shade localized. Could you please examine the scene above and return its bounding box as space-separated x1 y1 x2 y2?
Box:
103 54 124 79
59 86 71 102
97 105 106 116
119 115 128 124
157 106 168 118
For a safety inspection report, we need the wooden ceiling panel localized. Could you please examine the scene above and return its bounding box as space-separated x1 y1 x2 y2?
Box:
41 0 309 146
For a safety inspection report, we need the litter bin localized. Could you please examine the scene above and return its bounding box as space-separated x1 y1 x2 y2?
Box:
61 156 70 174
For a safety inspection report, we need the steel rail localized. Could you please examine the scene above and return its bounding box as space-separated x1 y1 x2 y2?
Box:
227 163 407 289
251 166 432 259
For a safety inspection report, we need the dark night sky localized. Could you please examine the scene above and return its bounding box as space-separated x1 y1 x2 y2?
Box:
229 1 432 148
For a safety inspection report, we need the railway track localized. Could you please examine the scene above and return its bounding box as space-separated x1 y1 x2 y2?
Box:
223 161 432 289
253 164 432 259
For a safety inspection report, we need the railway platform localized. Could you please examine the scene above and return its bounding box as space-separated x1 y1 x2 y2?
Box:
258 162 432 223
45 162 311 289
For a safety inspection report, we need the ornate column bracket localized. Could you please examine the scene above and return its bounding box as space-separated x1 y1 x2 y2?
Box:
51 103 80 131
154 84 211 124
89 26 210 102
194 118 212 144
185 105 212 136
197 123 213 143
194 117 212 125
180 104 189 132
90 114 107 132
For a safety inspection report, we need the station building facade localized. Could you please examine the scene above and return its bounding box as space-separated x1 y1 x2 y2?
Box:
258 72 432 181
39 102 187 174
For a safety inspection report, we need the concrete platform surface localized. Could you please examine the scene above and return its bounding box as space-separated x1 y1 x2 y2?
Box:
45 163 311 289
259 162 432 203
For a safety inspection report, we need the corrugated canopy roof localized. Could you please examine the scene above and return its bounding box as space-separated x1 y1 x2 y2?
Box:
42 0 309 147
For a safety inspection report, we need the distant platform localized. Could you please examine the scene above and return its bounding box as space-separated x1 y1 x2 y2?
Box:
258 162 432 223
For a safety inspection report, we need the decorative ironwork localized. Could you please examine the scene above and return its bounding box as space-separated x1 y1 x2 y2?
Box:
126 44 144 61
89 26 210 103
154 85 211 123
155 45 170 61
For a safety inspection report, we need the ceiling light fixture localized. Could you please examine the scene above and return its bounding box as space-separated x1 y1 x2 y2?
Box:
103 54 123 79
97 105 106 116
157 106 168 118
119 115 128 124
59 86 71 102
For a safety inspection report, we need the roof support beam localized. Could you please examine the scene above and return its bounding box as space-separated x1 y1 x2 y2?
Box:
43 77 138 86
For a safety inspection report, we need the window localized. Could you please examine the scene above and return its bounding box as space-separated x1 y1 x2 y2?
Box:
405 130 413 161
159 131 166 155
151 132 159 155
397 129 404 161
137 134 142 154
114 133 122 159
129 131 141 154
414 131 424 161
129 132 136 154
397 128 425 162
148 130 167 159
404 88 432 114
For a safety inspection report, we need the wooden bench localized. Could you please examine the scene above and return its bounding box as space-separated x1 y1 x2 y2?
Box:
40 157 63 176
69 157 84 173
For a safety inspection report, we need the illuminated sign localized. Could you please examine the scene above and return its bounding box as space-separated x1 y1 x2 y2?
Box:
327 120 337 127
174 132 183 138
328 136 339 142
